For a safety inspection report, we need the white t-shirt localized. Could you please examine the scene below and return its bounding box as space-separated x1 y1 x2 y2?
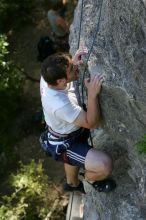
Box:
40 76 82 134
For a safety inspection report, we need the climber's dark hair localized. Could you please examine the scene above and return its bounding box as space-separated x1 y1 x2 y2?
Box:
41 53 71 85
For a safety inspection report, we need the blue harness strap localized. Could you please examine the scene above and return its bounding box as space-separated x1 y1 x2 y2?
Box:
39 128 90 164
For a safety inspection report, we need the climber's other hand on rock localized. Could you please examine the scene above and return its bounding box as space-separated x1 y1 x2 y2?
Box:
84 74 104 98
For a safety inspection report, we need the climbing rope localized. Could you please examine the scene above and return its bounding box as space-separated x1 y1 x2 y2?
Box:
68 2 104 220
76 0 104 147
81 0 104 105
77 0 84 50
73 0 84 108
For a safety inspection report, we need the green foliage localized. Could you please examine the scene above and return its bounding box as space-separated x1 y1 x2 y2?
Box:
0 161 50 220
136 134 146 154
0 35 24 122
0 34 8 61
0 35 24 176
0 35 23 92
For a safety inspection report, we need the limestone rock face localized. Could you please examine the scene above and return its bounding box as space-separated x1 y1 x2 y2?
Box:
69 0 146 219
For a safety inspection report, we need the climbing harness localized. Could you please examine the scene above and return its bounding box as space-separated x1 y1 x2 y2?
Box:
76 0 104 148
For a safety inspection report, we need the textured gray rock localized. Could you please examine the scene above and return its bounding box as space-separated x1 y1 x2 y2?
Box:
69 0 146 219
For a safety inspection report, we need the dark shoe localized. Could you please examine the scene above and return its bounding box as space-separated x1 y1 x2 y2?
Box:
91 178 116 192
64 181 85 194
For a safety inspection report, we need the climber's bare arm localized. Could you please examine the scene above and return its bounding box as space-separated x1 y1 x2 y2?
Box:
74 74 104 129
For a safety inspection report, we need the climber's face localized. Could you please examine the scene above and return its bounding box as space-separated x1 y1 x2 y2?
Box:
66 61 79 82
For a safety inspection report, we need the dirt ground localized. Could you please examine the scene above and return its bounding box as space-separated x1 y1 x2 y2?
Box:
9 5 65 183
8 4 74 218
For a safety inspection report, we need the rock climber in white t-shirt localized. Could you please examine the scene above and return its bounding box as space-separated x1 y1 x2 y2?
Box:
40 48 116 193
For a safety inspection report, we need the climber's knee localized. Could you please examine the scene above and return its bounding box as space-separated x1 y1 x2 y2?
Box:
85 148 113 181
